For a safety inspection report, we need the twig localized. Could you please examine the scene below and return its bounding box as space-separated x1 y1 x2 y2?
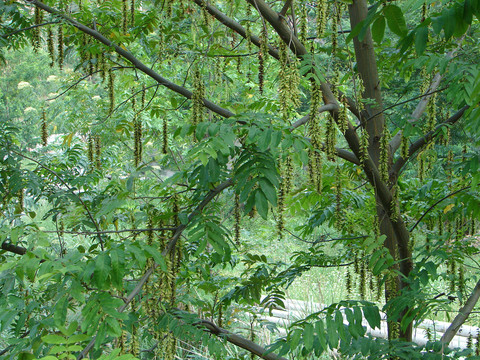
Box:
7 148 105 251
409 186 471 232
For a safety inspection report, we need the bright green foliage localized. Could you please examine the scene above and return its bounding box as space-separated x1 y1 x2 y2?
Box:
0 0 480 359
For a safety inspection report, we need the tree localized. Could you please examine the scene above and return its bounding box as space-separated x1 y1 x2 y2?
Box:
1 0 480 359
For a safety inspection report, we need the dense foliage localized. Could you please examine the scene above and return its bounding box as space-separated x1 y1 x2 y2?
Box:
1 0 480 359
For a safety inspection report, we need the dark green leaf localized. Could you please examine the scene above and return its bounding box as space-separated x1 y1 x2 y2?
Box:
383 5 407 36
372 16 386 43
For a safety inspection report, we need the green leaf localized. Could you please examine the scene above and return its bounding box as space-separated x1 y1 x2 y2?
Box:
415 26 428 55
42 334 66 345
255 189 269 219
383 5 407 36
143 245 167 271
258 177 277 206
363 305 381 329
94 322 107 349
105 316 122 337
93 253 111 289
303 323 314 352
371 16 386 43
54 297 68 328
110 248 125 290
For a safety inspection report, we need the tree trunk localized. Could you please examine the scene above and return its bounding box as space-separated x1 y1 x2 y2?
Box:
347 0 413 342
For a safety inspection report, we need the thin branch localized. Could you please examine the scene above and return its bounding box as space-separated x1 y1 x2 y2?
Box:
42 227 176 235
1 21 60 38
279 0 294 18
8 148 105 251
409 186 471 232
47 69 103 101
359 87 448 131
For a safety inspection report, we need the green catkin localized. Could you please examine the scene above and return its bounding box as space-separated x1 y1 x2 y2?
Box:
217 302 223 328
425 327 432 342
277 159 285 240
326 114 336 161
118 330 127 354
299 2 307 44
338 96 349 133
379 129 390 183
449 259 456 293
359 128 369 165
162 119 168 154
467 334 473 349
234 193 241 245
476 330 480 356
122 0 128 33
458 265 465 302
359 258 366 299
47 26 55 67
258 25 268 94
331 3 341 56
108 68 115 114
133 117 142 167
41 110 48 146
418 152 425 182
191 67 205 129
130 0 135 27
369 271 375 295
390 184 399 222
308 81 323 192
131 88 136 113
32 7 42 52
316 0 328 37
284 156 293 194
335 164 343 228
94 135 101 169
57 25 64 70
87 133 94 164
99 53 106 82
278 40 289 120
346 267 352 297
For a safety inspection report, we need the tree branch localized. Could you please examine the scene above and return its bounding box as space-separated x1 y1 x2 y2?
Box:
278 0 294 18
390 105 470 179
199 319 289 360
441 279 480 349
409 35 466 123
1 241 27 256
191 0 280 60
28 0 235 119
